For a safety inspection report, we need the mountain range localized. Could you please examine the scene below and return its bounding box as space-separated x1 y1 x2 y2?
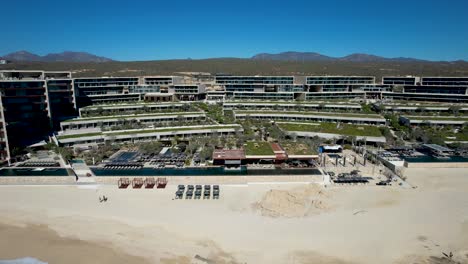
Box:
250 51 436 62
1 50 465 63
2 51 113 63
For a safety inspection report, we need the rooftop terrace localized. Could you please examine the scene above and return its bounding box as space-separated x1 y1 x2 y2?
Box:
244 141 275 156
81 102 186 109
236 110 382 119
277 122 383 137
57 125 242 140
403 115 468 121
63 112 203 123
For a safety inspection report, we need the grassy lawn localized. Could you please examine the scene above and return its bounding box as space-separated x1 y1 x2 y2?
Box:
106 125 241 136
63 112 202 122
236 110 382 118
281 142 316 155
193 102 226 123
405 116 468 121
81 102 185 108
389 100 468 107
245 141 274 155
442 130 468 141
226 100 359 105
277 122 383 137
57 132 103 140
454 133 468 141
58 125 241 140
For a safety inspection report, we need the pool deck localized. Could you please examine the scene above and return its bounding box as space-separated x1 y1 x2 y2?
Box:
94 175 324 185
0 174 324 186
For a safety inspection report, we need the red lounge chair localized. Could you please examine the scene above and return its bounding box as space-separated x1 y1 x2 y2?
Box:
145 177 156 188
118 177 130 189
132 178 144 188
157 177 167 188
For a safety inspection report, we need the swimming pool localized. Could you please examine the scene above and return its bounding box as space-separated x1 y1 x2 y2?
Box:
0 168 75 177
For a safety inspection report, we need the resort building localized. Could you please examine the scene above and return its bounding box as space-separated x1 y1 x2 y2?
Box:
142 76 182 85
78 102 190 117
144 93 175 102
421 77 468 86
206 90 226 101
0 70 76 162
399 115 468 126
382 76 420 86
230 92 295 101
403 85 467 95
212 142 318 167
168 84 206 101
56 125 243 147
44 72 77 129
306 76 375 92
74 77 140 107
304 91 366 101
128 85 161 94
60 112 206 131
381 92 468 103
377 104 468 114
215 76 299 98
215 76 295 85
234 111 386 125
212 149 246 166
223 102 362 112
2 68 468 162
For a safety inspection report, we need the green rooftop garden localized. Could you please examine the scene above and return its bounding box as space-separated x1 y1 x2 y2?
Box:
63 112 202 123
405 116 468 121
244 141 274 156
383 104 453 108
389 100 468 106
236 110 382 118
57 132 103 140
106 125 241 136
226 100 359 105
58 125 241 140
277 122 383 137
81 101 186 109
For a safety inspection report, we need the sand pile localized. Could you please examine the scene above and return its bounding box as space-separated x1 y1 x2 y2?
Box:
253 184 331 218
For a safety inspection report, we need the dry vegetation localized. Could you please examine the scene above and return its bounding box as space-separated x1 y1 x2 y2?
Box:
2 59 468 79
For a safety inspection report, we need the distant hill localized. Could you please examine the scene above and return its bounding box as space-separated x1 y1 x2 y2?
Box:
252 51 444 62
3 51 113 63
252 52 334 61
3 51 42 62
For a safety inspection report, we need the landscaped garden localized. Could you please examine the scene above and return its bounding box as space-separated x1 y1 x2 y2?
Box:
244 141 274 156
277 122 383 137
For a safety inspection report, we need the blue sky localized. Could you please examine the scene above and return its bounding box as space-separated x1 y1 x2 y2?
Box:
2 0 468 61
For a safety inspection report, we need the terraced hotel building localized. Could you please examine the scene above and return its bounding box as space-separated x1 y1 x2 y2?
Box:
1 70 468 163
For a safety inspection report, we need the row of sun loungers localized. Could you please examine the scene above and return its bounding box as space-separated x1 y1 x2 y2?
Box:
104 163 143 170
118 177 167 189
333 177 369 184
175 185 220 199
17 162 60 167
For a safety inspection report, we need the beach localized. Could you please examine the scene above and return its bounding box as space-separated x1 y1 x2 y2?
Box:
0 168 467 264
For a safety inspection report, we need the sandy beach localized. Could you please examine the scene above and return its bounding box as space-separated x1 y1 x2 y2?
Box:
0 168 467 264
